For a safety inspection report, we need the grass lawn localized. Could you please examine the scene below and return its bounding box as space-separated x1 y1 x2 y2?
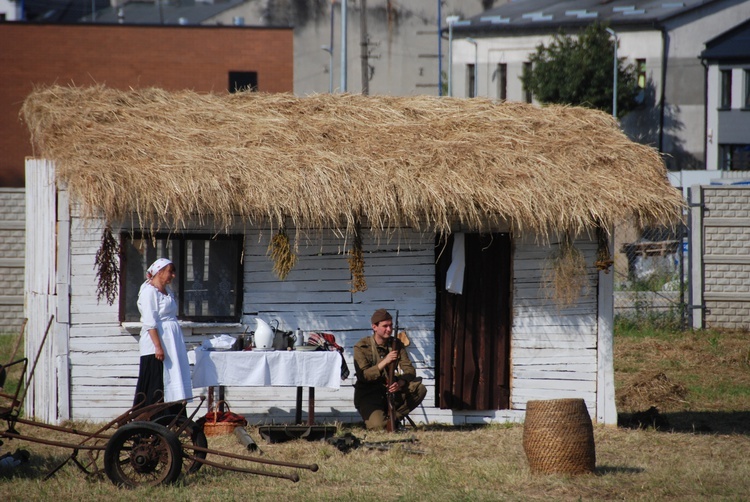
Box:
1 325 749 501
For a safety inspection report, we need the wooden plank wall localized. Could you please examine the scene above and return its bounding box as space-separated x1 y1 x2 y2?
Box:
511 234 600 418
207 226 438 425
63 217 601 424
65 223 439 421
23 159 59 423
67 215 132 419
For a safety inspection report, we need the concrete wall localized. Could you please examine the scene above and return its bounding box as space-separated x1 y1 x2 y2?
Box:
0 22 294 187
0 188 25 333
209 0 486 96
691 185 750 330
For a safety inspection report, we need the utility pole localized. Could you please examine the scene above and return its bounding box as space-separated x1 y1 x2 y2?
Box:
340 0 348 92
321 1 335 94
605 27 618 118
446 16 460 97
360 0 369 95
466 37 478 98
437 0 442 96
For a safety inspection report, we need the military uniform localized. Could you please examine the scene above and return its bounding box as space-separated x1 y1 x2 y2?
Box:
352 335 427 430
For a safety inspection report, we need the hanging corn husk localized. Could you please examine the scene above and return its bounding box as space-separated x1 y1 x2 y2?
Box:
348 222 367 293
267 227 297 280
95 225 120 305
542 232 588 307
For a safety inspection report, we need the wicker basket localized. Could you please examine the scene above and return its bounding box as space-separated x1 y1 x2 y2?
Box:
202 401 247 437
522 398 596 475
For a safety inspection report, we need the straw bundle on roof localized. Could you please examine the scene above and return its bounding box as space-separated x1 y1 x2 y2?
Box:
21 85 684 237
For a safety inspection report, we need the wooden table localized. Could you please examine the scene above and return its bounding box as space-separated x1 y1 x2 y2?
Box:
191 349 342 425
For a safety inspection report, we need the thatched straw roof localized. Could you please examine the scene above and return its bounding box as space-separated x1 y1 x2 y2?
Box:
21 85 683 237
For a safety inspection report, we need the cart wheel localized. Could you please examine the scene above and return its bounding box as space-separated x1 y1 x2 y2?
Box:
154 414 208 474
104 421 183 488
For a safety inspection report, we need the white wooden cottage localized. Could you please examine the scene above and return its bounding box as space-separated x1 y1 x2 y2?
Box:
21 86 683 426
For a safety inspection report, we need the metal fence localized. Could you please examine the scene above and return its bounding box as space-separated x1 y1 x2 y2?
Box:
613 219 687 329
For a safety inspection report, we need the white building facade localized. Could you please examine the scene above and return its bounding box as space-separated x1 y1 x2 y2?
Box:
702 19 750 172
208 0 487 96
0 0 19 21
449 0 750 172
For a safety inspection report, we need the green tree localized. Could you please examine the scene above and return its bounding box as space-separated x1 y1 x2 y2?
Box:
520 23 639 118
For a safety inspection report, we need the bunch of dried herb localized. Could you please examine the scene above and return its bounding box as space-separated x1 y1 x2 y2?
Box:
95 225 120 305
268 228 297 280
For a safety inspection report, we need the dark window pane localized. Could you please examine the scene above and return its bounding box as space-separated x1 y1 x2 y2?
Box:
122 236 177 322
467 64 476 98
497 63 507 101
121 233 242 322
732 145 750 170
229 71 258 93
636 59 647 89
523 62 532 103
719 144 750 171
721 70 732 109
183 238 241 318
720 145 730 170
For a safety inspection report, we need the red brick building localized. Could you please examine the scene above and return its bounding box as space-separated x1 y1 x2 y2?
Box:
0 23 293 187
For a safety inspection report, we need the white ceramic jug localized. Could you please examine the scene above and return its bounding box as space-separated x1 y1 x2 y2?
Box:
254 318 275 349
293 328 304 347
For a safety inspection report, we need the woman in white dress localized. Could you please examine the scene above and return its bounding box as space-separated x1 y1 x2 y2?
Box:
133 258 193 414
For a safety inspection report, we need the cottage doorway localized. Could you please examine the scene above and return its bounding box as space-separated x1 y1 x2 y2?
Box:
436 233 511 410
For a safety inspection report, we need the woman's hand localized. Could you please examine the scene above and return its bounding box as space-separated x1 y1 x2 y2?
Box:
148 328 164 361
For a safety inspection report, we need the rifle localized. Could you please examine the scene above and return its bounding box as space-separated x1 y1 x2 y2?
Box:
385 310 400 432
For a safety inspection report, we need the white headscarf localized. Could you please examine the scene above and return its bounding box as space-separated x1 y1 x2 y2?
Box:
147 258 173 279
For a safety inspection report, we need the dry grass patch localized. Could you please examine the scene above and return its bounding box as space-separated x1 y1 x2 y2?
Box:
2 423 750 501
3 328 750 500
615 327 750 433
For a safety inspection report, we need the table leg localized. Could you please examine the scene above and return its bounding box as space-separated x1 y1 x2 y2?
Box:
308 387 315 425
219 386 226 412
295 387 303 424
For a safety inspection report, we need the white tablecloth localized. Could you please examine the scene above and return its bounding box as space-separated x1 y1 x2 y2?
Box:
191 349 342 389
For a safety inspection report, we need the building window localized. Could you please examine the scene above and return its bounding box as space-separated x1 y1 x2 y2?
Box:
636 59 647 89
496 63 507 101
523 62 532 103
121 233 244 322
720 69 732 109
744 69 750 108
719 144 750 171
467 64 476 98
229 71 258 93
635 59 647 105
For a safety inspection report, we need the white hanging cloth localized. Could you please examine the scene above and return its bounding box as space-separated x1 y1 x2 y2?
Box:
445 233 465 295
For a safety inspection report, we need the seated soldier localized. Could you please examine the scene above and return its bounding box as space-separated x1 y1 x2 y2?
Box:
352 309 427 430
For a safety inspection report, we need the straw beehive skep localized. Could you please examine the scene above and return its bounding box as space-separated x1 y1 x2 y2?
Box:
21 85 684 238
